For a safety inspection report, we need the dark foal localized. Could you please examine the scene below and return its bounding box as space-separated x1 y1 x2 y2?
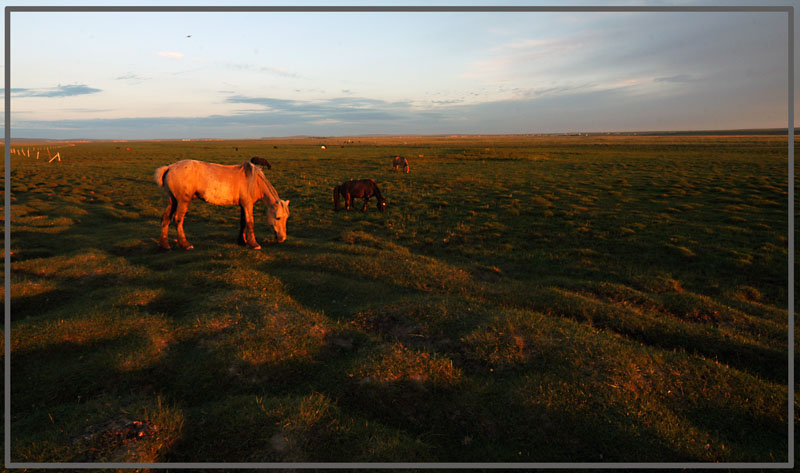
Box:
333 178 387 212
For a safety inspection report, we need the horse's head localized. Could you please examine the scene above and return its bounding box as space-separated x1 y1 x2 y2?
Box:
377 196 387 213
266 199 290 243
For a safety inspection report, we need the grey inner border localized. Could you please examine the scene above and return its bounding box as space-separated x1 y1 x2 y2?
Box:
3 4 794 470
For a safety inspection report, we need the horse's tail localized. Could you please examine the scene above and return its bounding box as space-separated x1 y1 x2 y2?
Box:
154 165 170 187
333 185 341 210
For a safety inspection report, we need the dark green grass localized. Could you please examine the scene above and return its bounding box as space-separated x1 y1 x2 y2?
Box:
1 136 791 463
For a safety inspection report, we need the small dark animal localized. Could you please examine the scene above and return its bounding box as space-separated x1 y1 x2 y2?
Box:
250 157 272 170
333 179 387 213
392 156 410 173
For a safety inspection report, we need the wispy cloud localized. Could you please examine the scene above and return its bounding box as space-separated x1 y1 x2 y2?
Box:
261 65 297 78
0 88 32 95
226 95 411 121
655 74 694 83
157 51 184 59
115 72 150 83
10 84 102 98
461 34 591 81
222 62 298 78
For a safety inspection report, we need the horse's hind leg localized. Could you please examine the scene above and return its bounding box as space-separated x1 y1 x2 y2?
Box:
159 195 177 250
174 200 194 250
237 205 247 245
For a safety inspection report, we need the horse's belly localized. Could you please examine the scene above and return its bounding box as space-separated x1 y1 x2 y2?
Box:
198 183 239 205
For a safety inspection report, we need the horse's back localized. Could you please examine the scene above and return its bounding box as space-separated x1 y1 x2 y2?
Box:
161 160 247 205
344 178 378 197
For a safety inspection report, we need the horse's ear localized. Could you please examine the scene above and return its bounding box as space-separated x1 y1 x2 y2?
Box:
285 199 290 206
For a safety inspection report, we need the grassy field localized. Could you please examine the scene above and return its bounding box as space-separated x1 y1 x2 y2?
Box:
1 135 792 464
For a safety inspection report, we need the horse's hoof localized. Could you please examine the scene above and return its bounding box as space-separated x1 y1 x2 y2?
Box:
250 245 261 250
180 245 194 250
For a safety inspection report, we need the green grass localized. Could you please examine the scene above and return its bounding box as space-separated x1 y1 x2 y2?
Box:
1 135 791 463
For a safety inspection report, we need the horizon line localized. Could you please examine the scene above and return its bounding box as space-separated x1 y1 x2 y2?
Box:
1 127 797 143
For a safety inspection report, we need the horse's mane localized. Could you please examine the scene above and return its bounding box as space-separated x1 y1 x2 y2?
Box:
241 161 279 203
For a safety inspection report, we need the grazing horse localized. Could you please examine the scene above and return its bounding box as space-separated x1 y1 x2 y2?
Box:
250 156 272 169
154 159 290 250
333 179 387 212
392 156 410 173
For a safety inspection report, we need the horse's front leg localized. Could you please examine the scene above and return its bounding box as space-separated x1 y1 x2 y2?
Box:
174 200 194 250
345 193 352 211
242 204 261 250
237 205 248 245
362 197 369 212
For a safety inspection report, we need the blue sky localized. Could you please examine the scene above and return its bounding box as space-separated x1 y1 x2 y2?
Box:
2 0 795 139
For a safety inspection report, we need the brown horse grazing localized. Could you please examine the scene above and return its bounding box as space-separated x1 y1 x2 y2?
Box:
333 179 387 212
392 156 410 173
154 159 290 250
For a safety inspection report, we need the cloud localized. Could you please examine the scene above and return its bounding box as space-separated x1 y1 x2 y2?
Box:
226 95 410 121
115 72 149 83
10 84 101 98
260 65 296 78
10 94 438 139
222 62 298 78
10 81 784 141
655 74 693 83
0 88 32 95
157 51 184 59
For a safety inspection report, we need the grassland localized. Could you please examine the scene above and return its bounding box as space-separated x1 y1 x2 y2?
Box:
1 135 791 464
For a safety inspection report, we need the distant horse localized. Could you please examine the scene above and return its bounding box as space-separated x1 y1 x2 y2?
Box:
333 179 387 212
250 156 272 169
392 156 410 173
154 159 290 250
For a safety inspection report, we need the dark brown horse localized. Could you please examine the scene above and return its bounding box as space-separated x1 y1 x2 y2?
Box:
154 159 289 250
333 179 387 212
250 156 272 169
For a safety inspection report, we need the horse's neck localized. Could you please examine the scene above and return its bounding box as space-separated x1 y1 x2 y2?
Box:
258 175 280 204
371 184 383 199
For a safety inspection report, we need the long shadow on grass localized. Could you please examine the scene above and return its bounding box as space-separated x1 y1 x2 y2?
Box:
267 262 425 321
11 336 148 412
481 284 788 385
10 326 364 462
329 372 692 462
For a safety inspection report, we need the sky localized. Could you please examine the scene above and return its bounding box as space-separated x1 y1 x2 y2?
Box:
1 0 795 139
